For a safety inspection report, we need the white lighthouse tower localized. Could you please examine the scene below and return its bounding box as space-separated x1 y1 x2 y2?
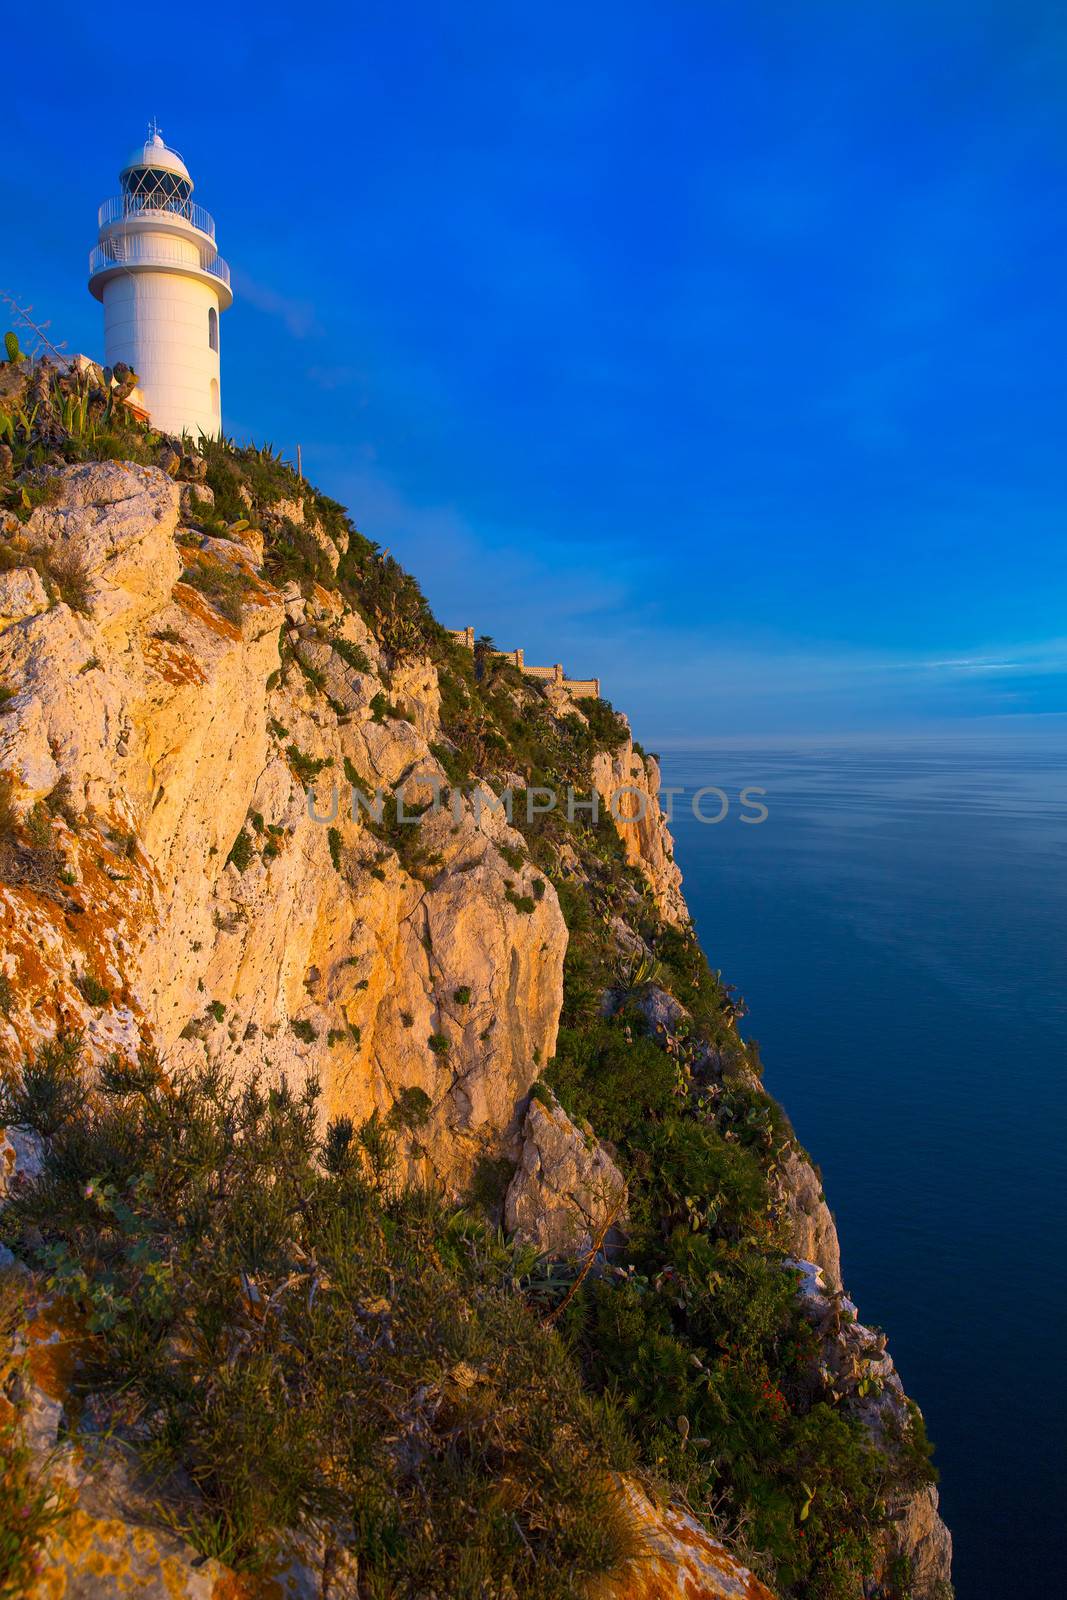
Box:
88 126 233 440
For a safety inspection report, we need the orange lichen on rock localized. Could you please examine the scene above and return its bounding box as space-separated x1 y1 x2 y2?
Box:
142 633 208 690
25 1508 226 1600
24 1296 86 1406
0 815 155 1058
172 581 243 641
592 1480 776 1600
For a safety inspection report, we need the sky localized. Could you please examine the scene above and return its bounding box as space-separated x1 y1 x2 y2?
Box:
4 1 1067 741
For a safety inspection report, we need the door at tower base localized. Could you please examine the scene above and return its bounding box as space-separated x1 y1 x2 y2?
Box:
102 272 223 441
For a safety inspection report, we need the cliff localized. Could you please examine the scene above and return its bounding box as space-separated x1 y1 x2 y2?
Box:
0 364 950 1600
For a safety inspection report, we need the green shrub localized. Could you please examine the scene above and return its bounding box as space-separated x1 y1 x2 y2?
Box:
327 826 342 871
331 636 371 674
0 1051 635 1592
387 1085 433 1130
25 802 54 851
370 690 405 723
0 1031 87 1137
453 985 472 1006
469 1153 516 1213
207 1001 226 1023
291 1018 317 1044
0 778 16 845
428 1031 450 1055
429 739 469 786
227 831 254 872
286 745 328 786
76 973 111 1008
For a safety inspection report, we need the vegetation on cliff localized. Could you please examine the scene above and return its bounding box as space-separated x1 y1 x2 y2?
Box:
1 1046 634 1597
0 363 942 1598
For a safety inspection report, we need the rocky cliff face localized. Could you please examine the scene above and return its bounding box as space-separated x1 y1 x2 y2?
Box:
590 744 687 928
0 463 567 1196
0 430 950 1599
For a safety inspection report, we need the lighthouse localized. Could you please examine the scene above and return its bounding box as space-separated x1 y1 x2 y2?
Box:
88 127 232 440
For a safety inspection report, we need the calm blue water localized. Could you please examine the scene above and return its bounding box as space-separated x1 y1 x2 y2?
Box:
659 737 1067 1600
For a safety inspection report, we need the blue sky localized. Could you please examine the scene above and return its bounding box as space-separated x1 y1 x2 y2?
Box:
5 2 1067 740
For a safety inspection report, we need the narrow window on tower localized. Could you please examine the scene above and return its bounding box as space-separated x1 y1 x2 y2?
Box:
210 378 220 415
208 307 219 352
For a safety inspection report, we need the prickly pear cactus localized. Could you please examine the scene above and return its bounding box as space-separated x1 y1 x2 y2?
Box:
4 331 24 364
110 361 139 403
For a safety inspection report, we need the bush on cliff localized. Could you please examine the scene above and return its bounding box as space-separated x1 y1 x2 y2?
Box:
0 1044 635 1596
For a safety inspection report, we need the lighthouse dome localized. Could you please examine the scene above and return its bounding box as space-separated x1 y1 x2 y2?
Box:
120 131 193 196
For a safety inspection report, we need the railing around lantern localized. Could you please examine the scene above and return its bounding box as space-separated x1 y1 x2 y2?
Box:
89 240 231 289
97 193 217 240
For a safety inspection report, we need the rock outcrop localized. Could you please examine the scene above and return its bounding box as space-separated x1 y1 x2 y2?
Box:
596 1481 776 1600
791 1260 952 1596
776 1148 842 1291
505 1094 627 1256
592 742 687 927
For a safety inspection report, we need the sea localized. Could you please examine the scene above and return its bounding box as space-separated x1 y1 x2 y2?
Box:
659 735 1067 1600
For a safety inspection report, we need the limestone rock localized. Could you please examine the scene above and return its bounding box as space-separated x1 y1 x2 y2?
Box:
390 655 442 740
633 982 690 1036
293 630 374 715
883 1483 954 1600
25 462 181 634
592 742 687 926
0 565 49 633
0 1125 45 1202
178 480 213 521
0 461 564 1199
777 1147 842 1291
594 1478 776 1599
0 1272 229 1600
505 1095 627 1256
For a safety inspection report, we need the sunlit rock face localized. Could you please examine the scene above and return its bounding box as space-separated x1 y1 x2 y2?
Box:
0 462 565 1194
591 742 688 927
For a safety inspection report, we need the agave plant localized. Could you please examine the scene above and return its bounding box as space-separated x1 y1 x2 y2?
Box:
59 379 92 441
8 404 39 445
613 949 664 997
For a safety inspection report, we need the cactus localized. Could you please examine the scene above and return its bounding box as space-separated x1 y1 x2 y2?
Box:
110 362 138 404
4 331 24 364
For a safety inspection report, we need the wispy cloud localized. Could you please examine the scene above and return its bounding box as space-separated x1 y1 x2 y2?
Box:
305 364 368 394
235 271 322 339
